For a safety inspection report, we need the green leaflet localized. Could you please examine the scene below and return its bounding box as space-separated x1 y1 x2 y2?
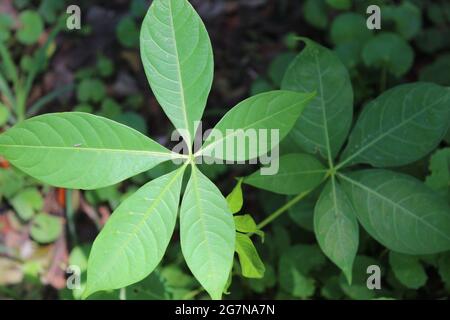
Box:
226 178 243 214
389 252 427 289
140 0 213 146
234 214 258 233
180 165 235 300
199 91 315 162
234 214 264 239
362 32 414 77
281 38 353 162
0 113 175 189
235 233 265 279
244 153 327 195
84 166 186 297
340 169 450 255
314 177 358 284
340 83 450 169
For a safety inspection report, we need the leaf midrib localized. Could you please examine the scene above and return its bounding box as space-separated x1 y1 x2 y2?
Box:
0 144 175 157
87 165 186 292
0 144 176 157
248 169 327 181
197 94 313 157
328 176 353 276
167 0 192 148
189 165 216 281
314 54 334 169
338 95 446 169
338 173 450 241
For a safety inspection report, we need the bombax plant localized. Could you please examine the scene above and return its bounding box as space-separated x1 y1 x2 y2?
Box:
0 0 314 299
243 37 450 284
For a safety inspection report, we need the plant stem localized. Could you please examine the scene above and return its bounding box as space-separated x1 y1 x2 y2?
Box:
65 189 78 245
16 90 26 123
256 190 311 230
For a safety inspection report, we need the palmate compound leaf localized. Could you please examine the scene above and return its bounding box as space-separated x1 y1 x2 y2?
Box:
340 169 450 255
180 165 235 300
244 153 327 195
0 113 177 189
340 83 450 169
281 38 353 163
84 165 186 298
314 177 359 284
199 91 315 162
140 0 213 147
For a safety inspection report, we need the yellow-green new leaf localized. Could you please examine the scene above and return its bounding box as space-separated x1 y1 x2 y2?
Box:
84 166 186 298
340 170 450 254
234 214 258 233
235 233 265 279
234 214 264 239
140 0 213 146
226 178 243 214
314 177 359 284
180 166 235 300
0 113 175 189
199 91 315 162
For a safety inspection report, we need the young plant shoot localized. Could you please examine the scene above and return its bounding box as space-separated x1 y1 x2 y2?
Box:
0 0 313 299
0 0 449 302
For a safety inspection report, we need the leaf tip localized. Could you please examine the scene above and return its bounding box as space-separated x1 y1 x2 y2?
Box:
81 277 99 300
209 291 223 301
343 268 353 286
81 287 94 300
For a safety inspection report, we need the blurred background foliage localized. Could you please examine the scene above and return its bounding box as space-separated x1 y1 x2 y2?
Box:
0 0 449 300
